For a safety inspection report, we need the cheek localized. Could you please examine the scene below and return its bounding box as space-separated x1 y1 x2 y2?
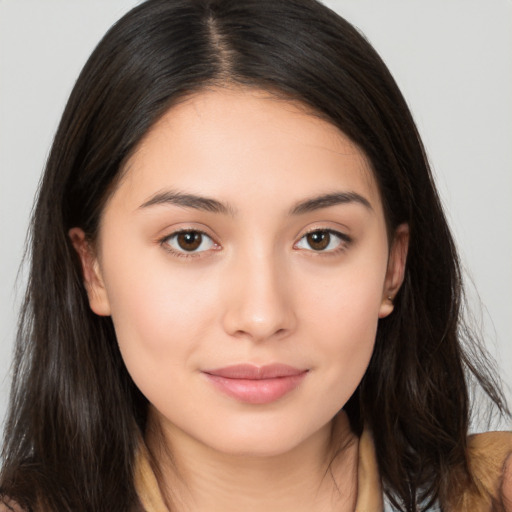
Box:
312 293 378 386
299 252 386 392
302 251 386 334
100 244 219 398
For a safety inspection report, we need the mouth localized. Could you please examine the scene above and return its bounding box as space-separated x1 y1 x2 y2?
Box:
202 364 309 404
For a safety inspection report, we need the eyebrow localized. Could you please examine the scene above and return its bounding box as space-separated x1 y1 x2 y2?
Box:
289 192 372 215
139 189 372 216
139 190 235 215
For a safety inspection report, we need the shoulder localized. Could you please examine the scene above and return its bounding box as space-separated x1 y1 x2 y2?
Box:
467 430 512 481
465 430 512 511
468 430 512 452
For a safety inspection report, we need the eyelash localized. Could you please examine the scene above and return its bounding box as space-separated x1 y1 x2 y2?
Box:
159 228 219 259
294 228 352 256
159 228 352 259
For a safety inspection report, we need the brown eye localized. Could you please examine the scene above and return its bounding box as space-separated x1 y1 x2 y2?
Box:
163 230 216 255
295 229 349 253
177 231 202 251
306 231 330 250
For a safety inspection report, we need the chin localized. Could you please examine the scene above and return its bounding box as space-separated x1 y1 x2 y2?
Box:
207 435 306 458
193 415 332 458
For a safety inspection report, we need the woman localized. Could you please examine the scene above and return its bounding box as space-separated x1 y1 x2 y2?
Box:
1 0 510 510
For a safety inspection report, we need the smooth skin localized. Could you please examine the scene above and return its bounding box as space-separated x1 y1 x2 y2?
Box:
71 88 409 512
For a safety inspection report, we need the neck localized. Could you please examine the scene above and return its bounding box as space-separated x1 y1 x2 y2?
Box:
145 410 359 512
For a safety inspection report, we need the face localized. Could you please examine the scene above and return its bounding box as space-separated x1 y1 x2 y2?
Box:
71 88 407 457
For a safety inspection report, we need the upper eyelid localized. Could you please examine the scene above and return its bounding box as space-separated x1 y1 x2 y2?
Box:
161 226 348 238
165 227 210 237
303 227 347 236
293 219 351 238
298 227 351 241
159 226 217 243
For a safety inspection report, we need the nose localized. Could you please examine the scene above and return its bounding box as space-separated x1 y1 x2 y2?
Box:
221 249 296 343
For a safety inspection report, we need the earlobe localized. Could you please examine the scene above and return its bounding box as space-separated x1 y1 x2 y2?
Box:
378 223 409 319
378 295 395 319
68 227 111 316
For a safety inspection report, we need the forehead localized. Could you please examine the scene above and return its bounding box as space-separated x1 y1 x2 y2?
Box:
112 87 381 213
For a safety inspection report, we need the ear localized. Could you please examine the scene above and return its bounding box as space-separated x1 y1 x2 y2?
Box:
68 227 111 316
379 223 409 319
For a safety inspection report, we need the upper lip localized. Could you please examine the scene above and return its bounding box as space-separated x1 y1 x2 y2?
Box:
203 364 308 380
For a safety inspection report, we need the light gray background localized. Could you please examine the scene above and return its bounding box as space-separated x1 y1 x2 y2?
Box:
1 0 511 430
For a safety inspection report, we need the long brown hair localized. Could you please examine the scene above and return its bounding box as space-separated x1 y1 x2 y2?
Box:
1 1 509 510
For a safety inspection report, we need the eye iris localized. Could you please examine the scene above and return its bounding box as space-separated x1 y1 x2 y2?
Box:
177 232 202 251
307 231 330 250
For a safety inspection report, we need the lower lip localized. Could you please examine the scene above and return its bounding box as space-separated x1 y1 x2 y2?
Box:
204 372 308 404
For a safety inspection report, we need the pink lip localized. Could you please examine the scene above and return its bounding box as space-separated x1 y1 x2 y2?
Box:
203 364 308 404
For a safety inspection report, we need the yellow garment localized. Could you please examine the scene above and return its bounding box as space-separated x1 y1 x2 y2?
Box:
134 430 512 512
449 430 512 512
